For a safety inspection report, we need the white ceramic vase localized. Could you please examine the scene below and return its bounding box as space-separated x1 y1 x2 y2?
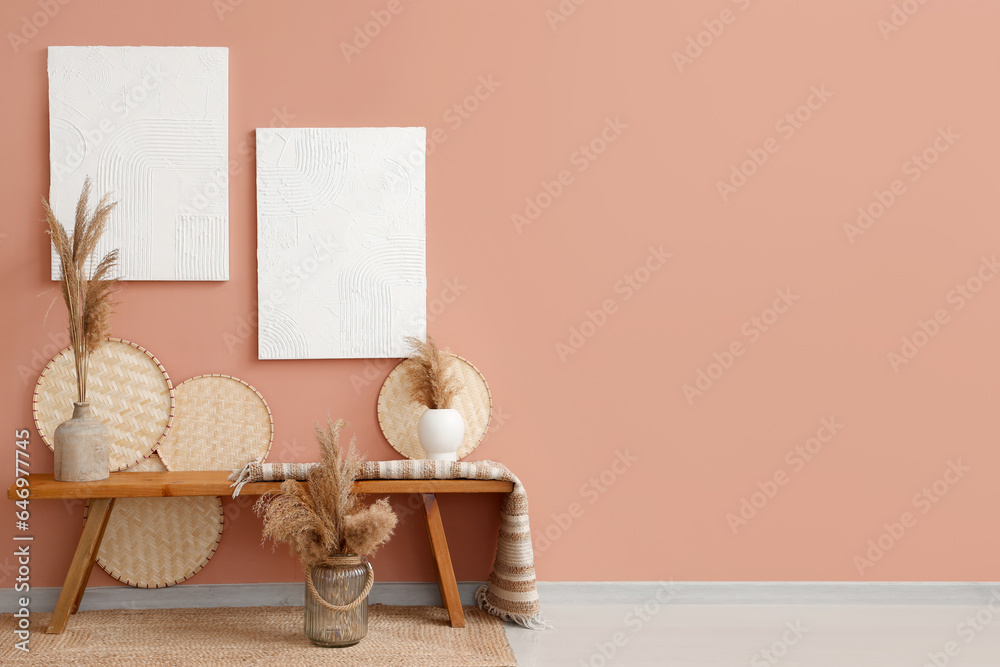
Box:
417 409 465 461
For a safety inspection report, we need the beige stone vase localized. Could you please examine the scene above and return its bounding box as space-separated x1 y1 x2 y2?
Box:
54 402 111 482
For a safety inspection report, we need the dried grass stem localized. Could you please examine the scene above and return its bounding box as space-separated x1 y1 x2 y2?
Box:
401 336 462 409
43 177 119 403
256 418 397 566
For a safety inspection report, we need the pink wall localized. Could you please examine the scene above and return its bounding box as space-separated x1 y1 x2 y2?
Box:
2 0 999 590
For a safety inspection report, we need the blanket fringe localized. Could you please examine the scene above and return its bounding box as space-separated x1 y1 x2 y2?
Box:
228 461 256 497
475 585 552 631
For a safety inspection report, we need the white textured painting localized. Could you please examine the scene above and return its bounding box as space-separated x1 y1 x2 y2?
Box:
48 46 229 281
256 127 426 359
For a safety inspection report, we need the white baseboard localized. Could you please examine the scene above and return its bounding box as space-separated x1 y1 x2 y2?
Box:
4 581 999 614
1 582 484 614
536 581 1000 605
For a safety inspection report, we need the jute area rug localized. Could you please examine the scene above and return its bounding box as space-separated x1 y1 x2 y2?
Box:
1 604 516 666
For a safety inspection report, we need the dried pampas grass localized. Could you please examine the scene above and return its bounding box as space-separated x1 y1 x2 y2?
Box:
256 418 397 565
401 336 462 409
43 177 120 403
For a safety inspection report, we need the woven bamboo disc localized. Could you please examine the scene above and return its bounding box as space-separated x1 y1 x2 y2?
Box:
33 338 174 471
85 452 224 588
123 450 168 472
377 354 492 460
157 374 273 471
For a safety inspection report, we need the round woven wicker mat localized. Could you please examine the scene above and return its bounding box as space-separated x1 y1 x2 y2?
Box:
156 374 273 471
377 354 492 460
87 452 224 589
33 338 174 471
122 451 169 473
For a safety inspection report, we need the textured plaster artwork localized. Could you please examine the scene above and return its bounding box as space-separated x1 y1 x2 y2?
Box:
255 127 426 359
48 46 229 280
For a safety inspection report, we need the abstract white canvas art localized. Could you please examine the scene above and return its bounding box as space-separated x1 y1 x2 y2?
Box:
48 46 229 280
256 127 426 359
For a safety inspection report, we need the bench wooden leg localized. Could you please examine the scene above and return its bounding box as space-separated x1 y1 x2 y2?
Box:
420 493 465 628
47 497 115 634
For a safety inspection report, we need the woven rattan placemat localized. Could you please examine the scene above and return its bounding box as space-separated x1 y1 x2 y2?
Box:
33 338 174 471
86 453 225 588
156 374 273 471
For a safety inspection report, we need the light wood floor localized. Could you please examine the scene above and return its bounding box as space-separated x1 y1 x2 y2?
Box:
506 604 1000 666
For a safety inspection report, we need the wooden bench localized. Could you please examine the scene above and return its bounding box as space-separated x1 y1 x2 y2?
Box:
7 472 513 634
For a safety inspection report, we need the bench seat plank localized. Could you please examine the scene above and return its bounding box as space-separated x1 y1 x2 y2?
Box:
9 472 514 499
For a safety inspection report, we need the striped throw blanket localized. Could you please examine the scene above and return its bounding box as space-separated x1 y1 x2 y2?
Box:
229 459 550 630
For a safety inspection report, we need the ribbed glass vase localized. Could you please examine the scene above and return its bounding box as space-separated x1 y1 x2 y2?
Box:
304 555 370 647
